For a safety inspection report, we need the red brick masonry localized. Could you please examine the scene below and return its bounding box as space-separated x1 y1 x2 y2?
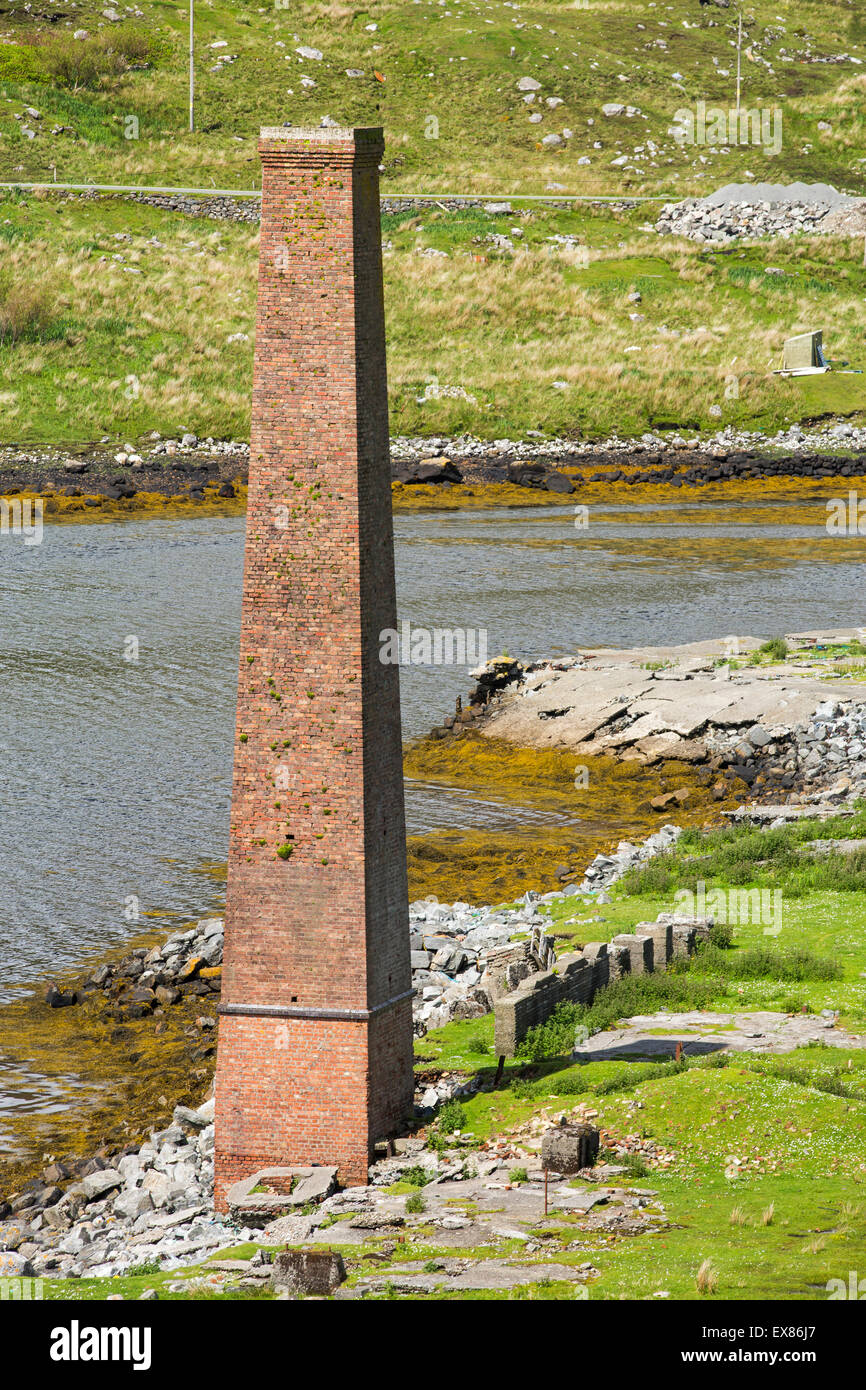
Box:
214 127 414 1208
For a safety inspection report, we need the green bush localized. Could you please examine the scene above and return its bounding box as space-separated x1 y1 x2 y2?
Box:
516 974 724 1063
752 637 788 663
405 1190 426 1214
593 1057 688 1095
509 1077 536 1098
400 1165 430 1188
0 277 59 344
41 27 155 89
779 997 810 1015
583 972 722 1035
708 920 734 948
0 42 46 83
436 1098 465 1134
515 1001 584 1062
618 1152 651 1179
698 1051 731 1069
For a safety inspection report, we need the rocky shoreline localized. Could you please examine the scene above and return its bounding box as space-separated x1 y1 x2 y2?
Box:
2 623 865 1289
3 792 862 1289
0 812 693 1282
3 747 864 1288
435 635 866 810
0 434 248 506
3 421 866 512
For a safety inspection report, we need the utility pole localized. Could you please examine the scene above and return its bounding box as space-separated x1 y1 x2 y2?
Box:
735 8 743 118
189 0 195 134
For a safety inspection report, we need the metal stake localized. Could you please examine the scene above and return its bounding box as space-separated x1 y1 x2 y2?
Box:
189 1 195 134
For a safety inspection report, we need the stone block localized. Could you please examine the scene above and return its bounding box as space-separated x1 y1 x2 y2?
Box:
271 1249 346 1296
494 953 593 1057
605 944 629 982
541 1122 600 1174
611 933 654 976
641 919 673 971
114 1189 155 1221
581 941 610 991
82 1169 123 1201
671 923 697 959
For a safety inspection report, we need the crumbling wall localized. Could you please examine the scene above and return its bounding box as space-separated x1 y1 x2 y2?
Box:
493 915 711 1057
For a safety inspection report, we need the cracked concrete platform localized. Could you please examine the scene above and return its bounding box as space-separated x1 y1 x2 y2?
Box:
479 636 865 756
570 1010 866 1063
346 1259 592 1295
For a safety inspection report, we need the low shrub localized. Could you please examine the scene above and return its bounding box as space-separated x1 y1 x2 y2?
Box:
515 973 724 1062
436 1098 465 1134
689 942 841 982
41 27 155 89
0 277 58 344
708 920 734 949
400 1165 430 1188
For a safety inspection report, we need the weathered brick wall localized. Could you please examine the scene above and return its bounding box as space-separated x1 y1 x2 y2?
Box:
214 128 413 1209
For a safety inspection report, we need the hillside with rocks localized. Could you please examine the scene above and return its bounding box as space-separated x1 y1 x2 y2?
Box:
1 0 865 197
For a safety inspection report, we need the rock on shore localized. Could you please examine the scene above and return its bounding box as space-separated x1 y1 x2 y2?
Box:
464 635 866 803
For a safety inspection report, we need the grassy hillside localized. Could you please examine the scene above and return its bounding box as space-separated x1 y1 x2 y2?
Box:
1 1 866 444
1 187 864 445
0 0 864 196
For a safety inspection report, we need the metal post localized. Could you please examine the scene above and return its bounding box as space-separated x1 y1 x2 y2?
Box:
735 10 742 119
189 0 194 134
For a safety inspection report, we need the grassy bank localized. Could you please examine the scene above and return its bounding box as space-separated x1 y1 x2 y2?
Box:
1 190 865 446
0 1 864 443
0 0 864 197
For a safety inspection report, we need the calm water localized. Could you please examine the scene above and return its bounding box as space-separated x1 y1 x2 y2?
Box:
0 501 863 992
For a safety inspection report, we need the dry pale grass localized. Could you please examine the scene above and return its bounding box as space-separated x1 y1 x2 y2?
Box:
696 1260 719 1295
0 218 255 437
385 229 828 432
0 189 860 441
802 1236 827 1255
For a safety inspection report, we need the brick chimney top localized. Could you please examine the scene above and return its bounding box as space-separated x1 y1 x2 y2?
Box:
259 125 383 144
258 126 384 165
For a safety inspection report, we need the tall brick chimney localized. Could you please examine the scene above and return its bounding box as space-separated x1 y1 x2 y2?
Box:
214 127 414 1208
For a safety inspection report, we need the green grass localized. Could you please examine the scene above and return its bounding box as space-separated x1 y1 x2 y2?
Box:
538 810 866 1025
33 1046 866 1300
0 0 864 198
0 188 864 445
37 1158 866 1301
0 2 863 443
591 1171 866 1302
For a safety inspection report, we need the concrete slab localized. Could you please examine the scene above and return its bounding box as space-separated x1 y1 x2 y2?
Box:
627 685 740 737
571 1010 865 1063
479 649 865 756
357 1260 588 1293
